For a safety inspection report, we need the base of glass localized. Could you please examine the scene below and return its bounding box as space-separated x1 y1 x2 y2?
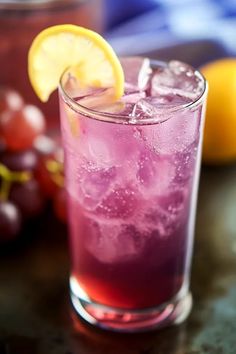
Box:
70 278 192 332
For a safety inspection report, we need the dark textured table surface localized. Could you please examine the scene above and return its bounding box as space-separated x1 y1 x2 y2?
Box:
1 165 236 354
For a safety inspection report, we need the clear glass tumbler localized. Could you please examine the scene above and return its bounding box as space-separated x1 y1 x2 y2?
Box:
59 58 207 332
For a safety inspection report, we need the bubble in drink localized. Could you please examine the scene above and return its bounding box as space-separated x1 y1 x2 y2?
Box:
96 184 139 219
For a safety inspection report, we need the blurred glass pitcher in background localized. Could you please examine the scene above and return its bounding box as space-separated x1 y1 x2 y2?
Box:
0 0 104 125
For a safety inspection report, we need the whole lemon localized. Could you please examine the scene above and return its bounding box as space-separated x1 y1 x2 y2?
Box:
201 58 236 164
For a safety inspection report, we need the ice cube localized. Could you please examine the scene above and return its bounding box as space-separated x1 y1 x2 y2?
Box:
137 149 157 186
77 87 115 109
94 91 146 115
86 221 146 263
135 104 201 155
77 166 116 210
122 91 146 104
130 97 169 122
143 190 186 238
78 114 142 170
63 71 104 98
136 148 175 195
95 101 126 114
76 118 118 167
88 136 115 165
120 57 152 91
174 143 198 185
86 223 120 263
151 60 204 103
131 98 154 120
101 92 146 119
157 190 186 216
96 185 139 219
144 206 172 238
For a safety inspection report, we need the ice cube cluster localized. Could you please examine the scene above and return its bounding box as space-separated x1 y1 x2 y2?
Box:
64 57 204 264
80 144 192 264
69 57 204 123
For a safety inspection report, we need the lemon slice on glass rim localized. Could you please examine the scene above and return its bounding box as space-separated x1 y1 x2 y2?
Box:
28 24 124 102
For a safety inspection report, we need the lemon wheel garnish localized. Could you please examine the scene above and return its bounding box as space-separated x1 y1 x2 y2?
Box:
28 24 124 102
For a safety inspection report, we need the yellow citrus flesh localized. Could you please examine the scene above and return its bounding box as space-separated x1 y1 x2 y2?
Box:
28 24 124 102
201 58 236 164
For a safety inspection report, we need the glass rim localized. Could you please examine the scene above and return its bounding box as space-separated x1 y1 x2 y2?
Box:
59 58 208 125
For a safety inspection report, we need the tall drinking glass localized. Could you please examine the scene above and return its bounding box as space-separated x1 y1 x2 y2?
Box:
59 58 207 332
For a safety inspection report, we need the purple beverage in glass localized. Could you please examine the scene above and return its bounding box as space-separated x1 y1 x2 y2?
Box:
59 57 207 331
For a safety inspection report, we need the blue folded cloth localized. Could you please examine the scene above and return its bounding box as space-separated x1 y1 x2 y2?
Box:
105 0 236 63
105 0 157 28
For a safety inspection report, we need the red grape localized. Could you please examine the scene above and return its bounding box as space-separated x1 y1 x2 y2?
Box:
34 135 64 198
34 134 57 155
35 156 59 197
0 200 22 241
34 135 58 196
10 179 45 219
0 87 24 114
0 139 6 153
0 149 38 171
0 104 46 151
53 188 67 222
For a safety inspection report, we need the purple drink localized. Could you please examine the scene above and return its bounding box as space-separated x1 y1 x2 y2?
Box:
59 57 207 331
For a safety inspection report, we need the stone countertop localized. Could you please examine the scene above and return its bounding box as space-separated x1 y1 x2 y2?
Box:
1 165 236 354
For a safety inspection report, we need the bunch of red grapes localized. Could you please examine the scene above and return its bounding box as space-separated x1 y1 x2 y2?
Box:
0 87 66 242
